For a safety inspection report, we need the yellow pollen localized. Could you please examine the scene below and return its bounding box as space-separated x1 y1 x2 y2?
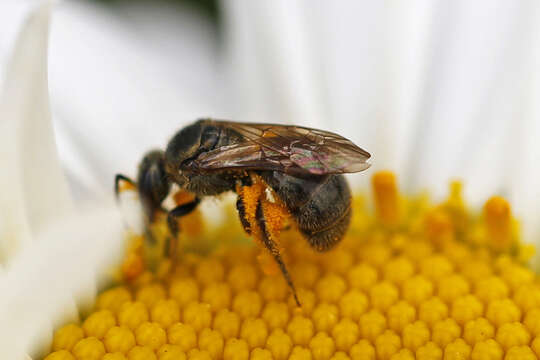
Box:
262 301 290 330
484 196 514 251
372 171 400 226
44 350 76 360
223 338 249 360
117 301 149 331
72 337 106 360
43 171 540 359
375 329 401 359
444 338 471 360
240 317 268 348
418 297 448 328
198 328 224 359
432 319 461 348
402 321 430 351
266 329 293 360
122 252 145 282
261 200 289 241
287 315 315 346
424 208 454 245
96 286 132 313
127 345 156 360
82 310 116 339
168 322 197 352
169 278 200 306
387 301 416 333
350 339 375 360
332 318 358 351
236 181 264 230
52 324 84 351
158 344 186 360
416 342 442 360
135 283 166 308
104 326 136 354
308 332 334 360
339 289 368 322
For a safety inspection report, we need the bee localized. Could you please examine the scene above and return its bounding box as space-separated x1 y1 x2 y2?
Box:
115 119 371 304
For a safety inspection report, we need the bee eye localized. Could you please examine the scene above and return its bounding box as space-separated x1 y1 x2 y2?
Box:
200 126 220 151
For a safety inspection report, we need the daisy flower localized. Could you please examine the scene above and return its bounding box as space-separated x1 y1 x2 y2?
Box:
2 2 540 360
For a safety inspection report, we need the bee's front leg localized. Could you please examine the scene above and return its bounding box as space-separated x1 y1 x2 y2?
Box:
114 174 136 199
166 198 200 257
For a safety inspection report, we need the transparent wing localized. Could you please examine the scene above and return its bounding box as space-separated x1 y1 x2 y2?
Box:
186 120 371 176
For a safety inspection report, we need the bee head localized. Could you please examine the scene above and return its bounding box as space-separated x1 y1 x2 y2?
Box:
137 149 171 221
165 119 218 186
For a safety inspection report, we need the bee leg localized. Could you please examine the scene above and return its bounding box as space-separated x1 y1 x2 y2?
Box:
114 174 136 199
166 198 201 257
255 201 301 307
234 175 261 235
236 196 251 235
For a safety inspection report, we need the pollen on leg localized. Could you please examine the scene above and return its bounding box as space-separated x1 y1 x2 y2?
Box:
236 182 265 229
261 199 289 242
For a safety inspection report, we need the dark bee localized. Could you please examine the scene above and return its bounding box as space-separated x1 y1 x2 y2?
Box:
115 119 371 305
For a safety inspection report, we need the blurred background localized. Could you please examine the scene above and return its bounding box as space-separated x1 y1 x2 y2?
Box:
1 0 539 240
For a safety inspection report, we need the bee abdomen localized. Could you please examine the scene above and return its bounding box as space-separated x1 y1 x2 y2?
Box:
261 172 352 252
298 204 351 251
292 175 352 252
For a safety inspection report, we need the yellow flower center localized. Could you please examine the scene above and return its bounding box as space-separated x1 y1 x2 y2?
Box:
44 171 539 360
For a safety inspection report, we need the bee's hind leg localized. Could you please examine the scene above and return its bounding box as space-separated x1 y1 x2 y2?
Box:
165 198 201 257
236 195 252 235
255 201 301 307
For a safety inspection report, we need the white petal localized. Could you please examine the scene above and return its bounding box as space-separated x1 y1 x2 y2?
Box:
47 1 224 201
0 201 125 359
0 1 73 262
222 1 540 246
221 0 434 190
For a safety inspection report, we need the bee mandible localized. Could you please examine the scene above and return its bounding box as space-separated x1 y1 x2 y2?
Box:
115 119 371 305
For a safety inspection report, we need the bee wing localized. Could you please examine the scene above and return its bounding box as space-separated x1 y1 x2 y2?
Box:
189 121 371 176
